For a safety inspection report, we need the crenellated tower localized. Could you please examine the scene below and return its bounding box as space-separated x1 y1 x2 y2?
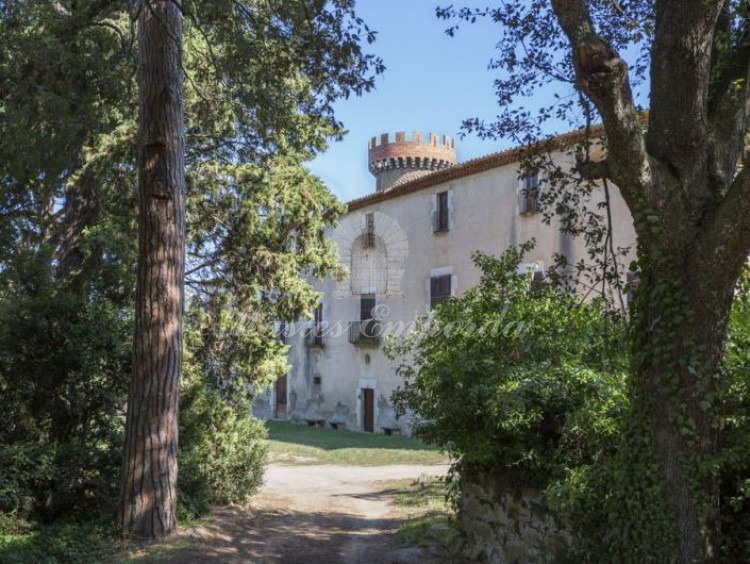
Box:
368 131 456 192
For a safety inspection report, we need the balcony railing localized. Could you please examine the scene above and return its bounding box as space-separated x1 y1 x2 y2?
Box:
348 320 381 345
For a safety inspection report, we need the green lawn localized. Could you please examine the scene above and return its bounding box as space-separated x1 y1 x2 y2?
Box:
265 420 448 465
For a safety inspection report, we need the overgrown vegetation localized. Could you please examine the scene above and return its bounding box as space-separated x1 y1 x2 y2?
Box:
439 2 750 559
390 244 750 561
391 243 628 485
0 0 381 548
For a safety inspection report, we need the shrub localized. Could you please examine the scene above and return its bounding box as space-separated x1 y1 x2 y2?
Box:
0 280 129 524
390 244 628 490
178 375 268 519
390 245 750 561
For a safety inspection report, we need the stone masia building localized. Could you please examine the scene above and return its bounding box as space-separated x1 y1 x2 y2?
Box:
254 128 637 433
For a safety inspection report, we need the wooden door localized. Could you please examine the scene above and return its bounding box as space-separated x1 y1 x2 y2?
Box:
275 374 287 419
363 388 374 432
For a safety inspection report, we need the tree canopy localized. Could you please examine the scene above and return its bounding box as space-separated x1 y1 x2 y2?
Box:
437 2 750 561
0 0 382 537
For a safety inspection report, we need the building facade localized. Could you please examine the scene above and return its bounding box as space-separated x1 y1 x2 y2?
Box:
254 129 637 433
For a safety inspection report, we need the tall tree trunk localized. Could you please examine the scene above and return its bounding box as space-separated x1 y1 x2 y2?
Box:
631 243 736 563
118 0 185 539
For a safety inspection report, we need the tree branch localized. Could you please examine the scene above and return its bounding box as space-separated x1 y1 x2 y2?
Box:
696 165 750 292
647 0 724 197
707 8 750 195
551 0 651 213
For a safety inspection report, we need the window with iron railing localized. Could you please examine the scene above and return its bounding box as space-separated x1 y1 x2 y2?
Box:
349 294 380 344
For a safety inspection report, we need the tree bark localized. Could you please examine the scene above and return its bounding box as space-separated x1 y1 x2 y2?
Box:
633 247 734 563
118 0 185 539
549 1 750 561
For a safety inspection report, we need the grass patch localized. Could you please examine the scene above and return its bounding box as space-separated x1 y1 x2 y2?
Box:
0 519 202 564
0 520 124 564
265 420 448 466
377 475 455 549
117 538 197 563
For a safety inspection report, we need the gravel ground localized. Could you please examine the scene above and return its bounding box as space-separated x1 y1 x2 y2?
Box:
167 463 451 563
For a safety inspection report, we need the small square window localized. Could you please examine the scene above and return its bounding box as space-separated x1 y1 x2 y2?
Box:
430 274 452 309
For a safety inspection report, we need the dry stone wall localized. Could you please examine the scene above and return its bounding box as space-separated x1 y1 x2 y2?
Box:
452 471 572 563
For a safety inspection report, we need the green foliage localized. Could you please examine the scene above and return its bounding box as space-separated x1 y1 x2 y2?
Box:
178 373 268 519
547 272 750 562
438 3 750 560
0 269 130 523
390 243 628 490
0 520 118 564
390 245 750 560
718 269 750 561
0 0 380 534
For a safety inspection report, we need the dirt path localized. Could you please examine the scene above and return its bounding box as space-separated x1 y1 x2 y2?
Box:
169 463 450 563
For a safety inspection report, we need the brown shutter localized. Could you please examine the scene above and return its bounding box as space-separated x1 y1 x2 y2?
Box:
437 192 449 231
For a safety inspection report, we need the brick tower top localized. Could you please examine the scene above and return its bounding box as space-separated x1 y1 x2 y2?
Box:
368 131 457 192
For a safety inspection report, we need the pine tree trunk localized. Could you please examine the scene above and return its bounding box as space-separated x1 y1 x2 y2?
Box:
118 0 185 539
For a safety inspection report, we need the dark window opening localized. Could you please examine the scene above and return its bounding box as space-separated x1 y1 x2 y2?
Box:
433 192 450 232
519 172 540 214
360 294 376 321
310 303 324 347
357 294 378 339
364 212 375 247
430 274 452 309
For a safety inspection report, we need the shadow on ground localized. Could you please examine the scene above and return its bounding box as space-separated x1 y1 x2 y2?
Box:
129 506 444 564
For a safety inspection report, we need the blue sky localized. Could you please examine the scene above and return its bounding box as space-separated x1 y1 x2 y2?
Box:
306 0 515 202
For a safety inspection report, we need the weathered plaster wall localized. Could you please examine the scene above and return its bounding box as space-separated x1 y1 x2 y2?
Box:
270 149 637 433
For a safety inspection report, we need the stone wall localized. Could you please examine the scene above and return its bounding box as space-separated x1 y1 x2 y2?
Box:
452 471 571 563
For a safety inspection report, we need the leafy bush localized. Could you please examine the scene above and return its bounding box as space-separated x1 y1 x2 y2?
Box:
178 374 268 519
390 243 628 490
0 520 117 564
0 275 130 524
391 245 750 561
718 269 750 561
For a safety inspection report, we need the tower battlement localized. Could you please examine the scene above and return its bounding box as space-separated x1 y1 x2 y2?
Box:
368 131 457 192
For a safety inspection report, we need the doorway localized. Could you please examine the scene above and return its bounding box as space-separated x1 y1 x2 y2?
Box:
362 388 374 432
275 374 287 419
